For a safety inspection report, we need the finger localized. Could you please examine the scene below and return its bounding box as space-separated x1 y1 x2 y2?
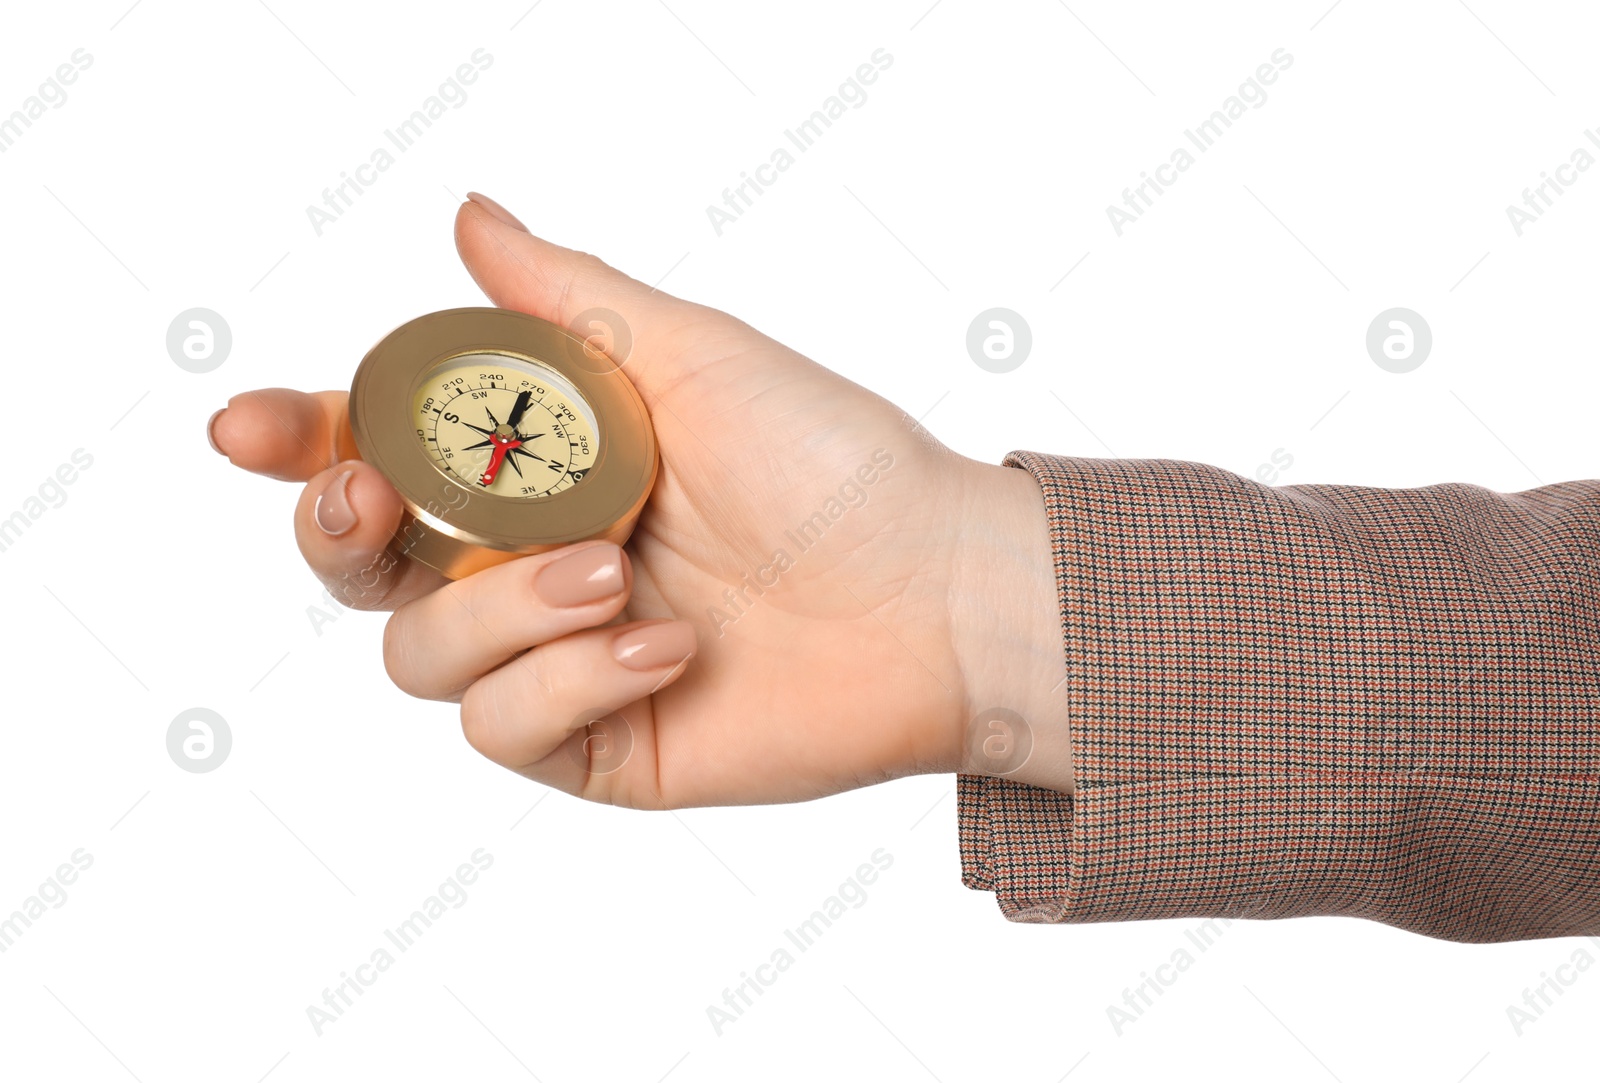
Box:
294 460 447 611
459 618 696 773
455 194 719 400
383 541 633 701
515 705 661 807
211 388 358 482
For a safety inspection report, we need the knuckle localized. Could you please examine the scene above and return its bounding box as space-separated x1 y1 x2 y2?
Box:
381 611 426 697
558 254 611 314
459 679 505 761
570 250 611 279
323 553 399 612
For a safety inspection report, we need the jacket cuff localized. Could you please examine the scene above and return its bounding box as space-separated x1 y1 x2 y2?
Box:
957 450 1600 943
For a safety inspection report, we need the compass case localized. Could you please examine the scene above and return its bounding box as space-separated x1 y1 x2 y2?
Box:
348 307 658 579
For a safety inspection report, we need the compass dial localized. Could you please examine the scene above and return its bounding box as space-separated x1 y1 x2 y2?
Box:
412 352 599 499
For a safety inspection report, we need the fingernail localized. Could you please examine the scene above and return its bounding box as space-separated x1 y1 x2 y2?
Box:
206 408 226 455
314 469 357 537
466 191 528 233
534 544 624 608
612 621 696 671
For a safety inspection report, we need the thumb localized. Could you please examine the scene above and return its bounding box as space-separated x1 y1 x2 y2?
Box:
454 193 706 396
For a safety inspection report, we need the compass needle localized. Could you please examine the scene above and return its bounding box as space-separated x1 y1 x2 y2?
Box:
507 389 533 432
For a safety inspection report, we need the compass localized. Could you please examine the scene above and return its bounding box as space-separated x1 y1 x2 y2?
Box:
347 307 657 579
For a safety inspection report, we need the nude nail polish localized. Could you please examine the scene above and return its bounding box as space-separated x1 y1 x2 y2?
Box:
612 622 696 671
207 408 226 454
466 191 529 233
534 545 624 607
314 469 357 536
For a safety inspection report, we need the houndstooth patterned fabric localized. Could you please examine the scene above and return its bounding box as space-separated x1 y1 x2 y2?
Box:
958 451 1600 944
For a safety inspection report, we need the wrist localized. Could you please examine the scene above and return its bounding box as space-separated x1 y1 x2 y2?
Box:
942 455 1076 795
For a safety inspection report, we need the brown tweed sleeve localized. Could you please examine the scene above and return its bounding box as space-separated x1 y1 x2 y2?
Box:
957 451 1600 944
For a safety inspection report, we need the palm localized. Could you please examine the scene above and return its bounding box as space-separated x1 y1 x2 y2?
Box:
580 319 967 807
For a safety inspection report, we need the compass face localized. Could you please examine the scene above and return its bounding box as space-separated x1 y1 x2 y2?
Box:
412 351 599 499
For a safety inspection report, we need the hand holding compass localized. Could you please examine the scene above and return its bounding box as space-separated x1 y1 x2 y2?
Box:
206 194 1066 811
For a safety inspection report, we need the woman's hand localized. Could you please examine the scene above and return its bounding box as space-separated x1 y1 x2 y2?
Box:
209 193 1071 808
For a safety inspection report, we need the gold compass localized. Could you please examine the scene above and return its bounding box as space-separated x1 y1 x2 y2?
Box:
348 307 657 579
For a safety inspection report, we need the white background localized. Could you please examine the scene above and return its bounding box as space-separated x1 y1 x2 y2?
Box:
1 0 1596 1079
